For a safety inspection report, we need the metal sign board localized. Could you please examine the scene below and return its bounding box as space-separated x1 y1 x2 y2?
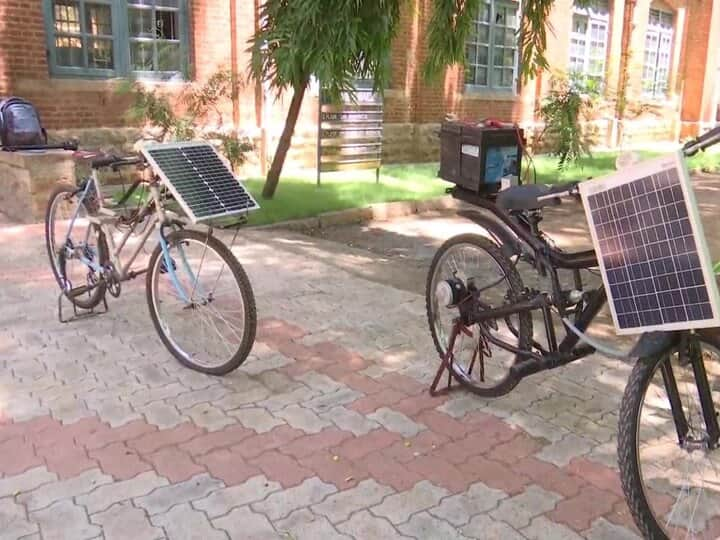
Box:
317 81 384 184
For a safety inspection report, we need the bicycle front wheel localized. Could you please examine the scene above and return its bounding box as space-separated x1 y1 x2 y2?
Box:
146 229 256 375
618 331 720 539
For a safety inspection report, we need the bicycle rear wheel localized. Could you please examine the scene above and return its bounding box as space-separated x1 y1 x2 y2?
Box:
618 331 720 539
426 234 532 397
146 229 256 375
45 183 107 309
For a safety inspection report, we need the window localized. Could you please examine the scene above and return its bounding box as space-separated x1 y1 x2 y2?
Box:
44 0 188 79
569 0 610 82
465 1 519 91
642 8 674 98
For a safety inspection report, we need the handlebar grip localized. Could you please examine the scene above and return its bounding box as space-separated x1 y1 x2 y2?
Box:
91 155 121 169
683 125 720 156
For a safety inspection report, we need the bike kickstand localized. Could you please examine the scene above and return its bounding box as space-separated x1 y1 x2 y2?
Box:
429 321 467 397
58 290 109 324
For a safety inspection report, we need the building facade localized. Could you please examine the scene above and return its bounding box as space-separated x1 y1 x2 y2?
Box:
1 0 719 167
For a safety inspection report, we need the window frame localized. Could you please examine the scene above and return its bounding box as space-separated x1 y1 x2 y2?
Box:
642 7 675 100
464 0 520 94
42 0 189 81
568 0 610 83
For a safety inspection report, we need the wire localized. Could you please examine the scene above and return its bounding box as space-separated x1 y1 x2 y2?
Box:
560 316 634 360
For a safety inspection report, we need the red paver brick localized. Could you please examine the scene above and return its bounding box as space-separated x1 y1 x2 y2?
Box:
357 452 423 491
333 429 402 462
339 373 384 395
457 456 532 495
312 343 368 371
605 500 641 534
464 413 519 443
146 447 206 483
0 416 60 445
513 457 587 498
486 434 543 465
414 410 468 440
128 423 204 455
299 450 369 491
232 425 305 460
83 419 157 451
348 389 408 415
383 430 449 464
405 454 472 493
257 318 307 343
89 442 150 480
393 394 448 419
280 428 354 460
547 485 620 531
42 443 97 479
249 450 314 488
0 437 43 476
566 458 623 497
198 449 260 486
431 431 499 466
275 341 318 362
179 425 254 457
379 372 426 396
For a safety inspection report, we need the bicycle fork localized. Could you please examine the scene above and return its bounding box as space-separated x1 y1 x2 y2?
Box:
663 334 720 450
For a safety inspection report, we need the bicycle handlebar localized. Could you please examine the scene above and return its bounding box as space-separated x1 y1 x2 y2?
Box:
90 155 144 170
683 126 720 157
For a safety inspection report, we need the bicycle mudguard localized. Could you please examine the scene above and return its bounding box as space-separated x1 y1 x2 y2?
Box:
630 332 679 358
456 209 521 258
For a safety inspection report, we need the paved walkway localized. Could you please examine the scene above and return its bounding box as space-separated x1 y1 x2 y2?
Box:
9 170 720 540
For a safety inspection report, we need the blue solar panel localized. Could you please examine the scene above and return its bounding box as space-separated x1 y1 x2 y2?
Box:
580 153 720 334
142 142 259 223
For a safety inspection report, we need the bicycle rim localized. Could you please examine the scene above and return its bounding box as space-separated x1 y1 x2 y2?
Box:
149 233 248 370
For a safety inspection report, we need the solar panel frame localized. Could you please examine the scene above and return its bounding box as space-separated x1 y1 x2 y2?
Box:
579 150 720 334
140 141 259 224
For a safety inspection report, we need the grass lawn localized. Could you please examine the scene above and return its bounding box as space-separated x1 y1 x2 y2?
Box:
244 164 448 226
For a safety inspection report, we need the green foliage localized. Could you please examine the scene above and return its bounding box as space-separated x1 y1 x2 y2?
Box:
118 71 252 168
539 75 600 170
424 0 594 83
249 0 401 103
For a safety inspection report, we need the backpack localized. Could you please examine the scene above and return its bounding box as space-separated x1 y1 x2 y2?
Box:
0 97 47 147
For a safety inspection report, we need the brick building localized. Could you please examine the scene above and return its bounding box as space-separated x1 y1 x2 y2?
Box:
1 0 719 167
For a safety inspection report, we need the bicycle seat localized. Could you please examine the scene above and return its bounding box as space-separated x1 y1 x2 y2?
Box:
496 182 579 211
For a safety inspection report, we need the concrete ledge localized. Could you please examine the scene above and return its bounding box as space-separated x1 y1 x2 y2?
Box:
251 195 460 232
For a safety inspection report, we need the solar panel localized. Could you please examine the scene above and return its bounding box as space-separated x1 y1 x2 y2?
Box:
579 151 720 334
141 142 259 223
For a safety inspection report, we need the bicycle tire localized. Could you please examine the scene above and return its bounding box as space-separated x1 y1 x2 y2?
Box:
618 331 720 540
425 233 532 397
45 183 108 309
145 229 257 375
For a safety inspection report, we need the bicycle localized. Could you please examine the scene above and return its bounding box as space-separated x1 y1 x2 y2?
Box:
426 127 720 539
42 145 257 375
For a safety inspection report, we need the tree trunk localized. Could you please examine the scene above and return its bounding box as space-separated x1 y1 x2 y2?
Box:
262 82 308 199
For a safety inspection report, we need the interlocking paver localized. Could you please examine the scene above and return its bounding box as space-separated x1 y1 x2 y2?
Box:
134 473 224 515
522 516 584 539
490 485 563 529
171 386 230 410
584 517 642 540
338 509 411 539
212 506 277 539
19 468 112 511
534 433 595 467
302 388 362 412
76 471 169 514
251 477 337 521
461 513 527 540
312 478 394 524
151 503 226 540
0 467 57 498
89 442 151 480
318 405 380 436
274 404 332 433
32 499 102 540
193 475 282 518
367 407 426 438
399 511 471 540
231 407 284 433
370 480 449 525
91 501 164 540
275 508 352 540
0 497 38 539
138 402 187 430
429 482 507 527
